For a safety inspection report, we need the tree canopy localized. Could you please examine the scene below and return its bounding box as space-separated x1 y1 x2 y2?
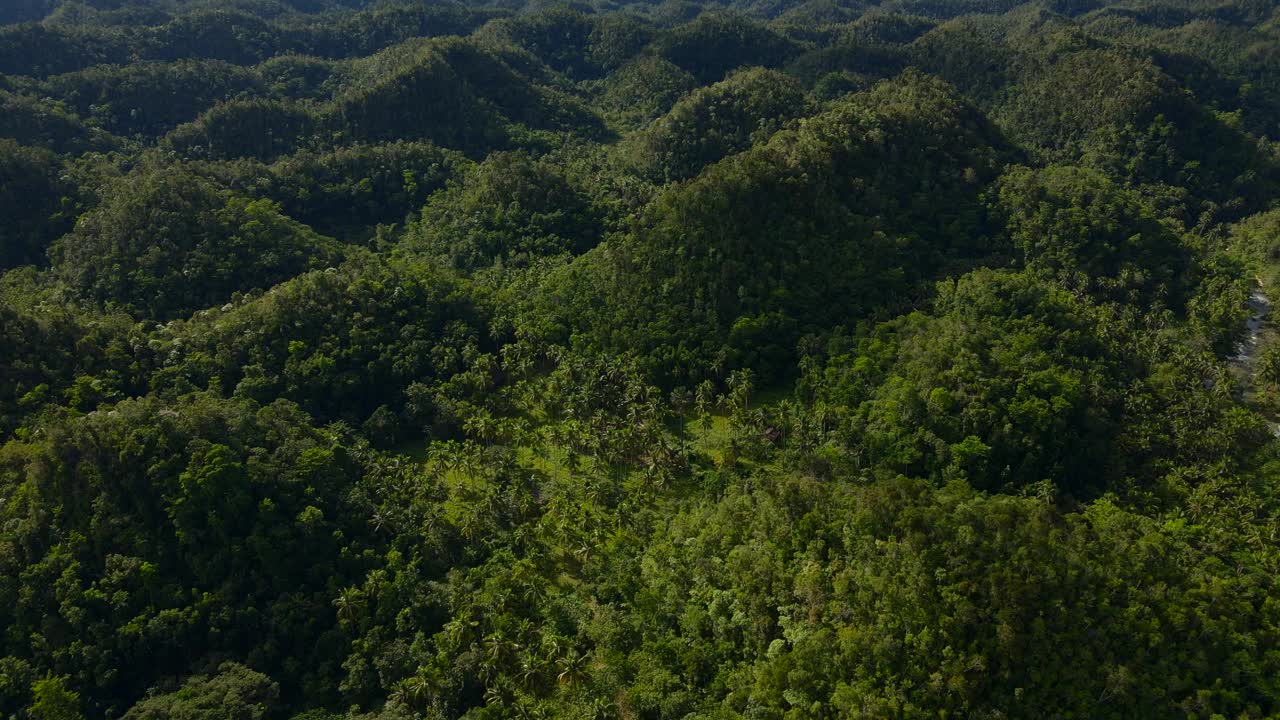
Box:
4 1 1280 719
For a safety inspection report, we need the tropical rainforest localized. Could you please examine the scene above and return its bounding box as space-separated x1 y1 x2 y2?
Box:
3 0 1280 717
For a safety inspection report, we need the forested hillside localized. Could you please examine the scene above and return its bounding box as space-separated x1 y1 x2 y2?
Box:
3 0 1280 718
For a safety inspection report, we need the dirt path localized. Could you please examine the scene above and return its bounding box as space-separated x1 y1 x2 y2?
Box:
1231 283 1271 371
1231 278 1280 437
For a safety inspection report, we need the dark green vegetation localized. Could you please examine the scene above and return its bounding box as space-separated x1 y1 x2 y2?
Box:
3 0 1280 718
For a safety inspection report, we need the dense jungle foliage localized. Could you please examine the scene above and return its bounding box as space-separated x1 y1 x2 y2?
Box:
3 0 1280 718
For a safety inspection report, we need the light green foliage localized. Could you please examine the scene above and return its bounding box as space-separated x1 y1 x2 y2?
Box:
121 663 278 720
605 473 1280 718
30 675 82 720
1232 209 1280 288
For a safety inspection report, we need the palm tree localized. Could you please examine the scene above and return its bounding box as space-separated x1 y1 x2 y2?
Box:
390 674 431 712
483 678 515 708
556 648 588 688
464 412 499 447
332 588 364 625
670 387 692 458
481 632 510 683
517 651 545 690
370 509 391 534
696 379 717 438
728 368 754 414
